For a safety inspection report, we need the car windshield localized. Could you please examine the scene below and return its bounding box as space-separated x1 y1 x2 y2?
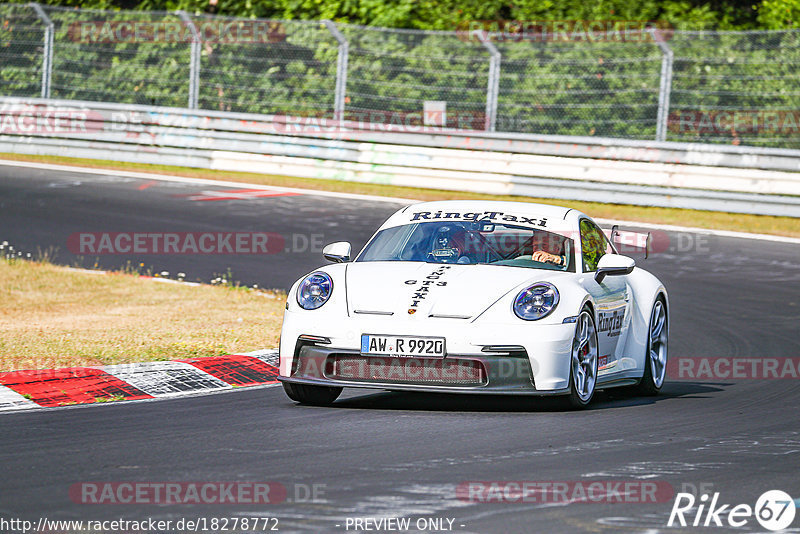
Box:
357 221 575 272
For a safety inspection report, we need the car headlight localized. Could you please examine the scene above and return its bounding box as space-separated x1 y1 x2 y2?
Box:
296 272 333 310
513 282 559 321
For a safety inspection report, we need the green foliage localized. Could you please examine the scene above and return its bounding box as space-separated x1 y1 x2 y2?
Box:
1 2 799 148
759 0 800 28
3 0 794 30
0 5 47 97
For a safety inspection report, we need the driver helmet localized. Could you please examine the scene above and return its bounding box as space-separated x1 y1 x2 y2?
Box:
430 225 461 260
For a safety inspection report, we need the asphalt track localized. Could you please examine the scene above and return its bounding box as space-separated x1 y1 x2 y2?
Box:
1 162 800 533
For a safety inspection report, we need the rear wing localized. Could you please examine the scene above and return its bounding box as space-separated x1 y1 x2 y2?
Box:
604 225 651 259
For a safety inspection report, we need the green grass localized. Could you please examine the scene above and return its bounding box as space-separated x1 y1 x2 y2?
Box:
0 256 286 371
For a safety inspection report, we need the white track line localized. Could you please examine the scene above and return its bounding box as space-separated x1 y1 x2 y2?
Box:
1 159 798 244
64 267 108 275
0 159 414 204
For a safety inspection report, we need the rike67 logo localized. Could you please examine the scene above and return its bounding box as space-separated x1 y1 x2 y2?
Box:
668 490 795 531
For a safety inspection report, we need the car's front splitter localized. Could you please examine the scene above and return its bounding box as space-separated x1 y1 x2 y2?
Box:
279 345 571 396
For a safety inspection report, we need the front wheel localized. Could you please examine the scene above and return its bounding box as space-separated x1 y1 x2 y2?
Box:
283 382 342 406
567 308 599 409
634 298 668 396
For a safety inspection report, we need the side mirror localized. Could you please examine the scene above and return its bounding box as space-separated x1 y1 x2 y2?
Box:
594 254 635 284
323 241 351 263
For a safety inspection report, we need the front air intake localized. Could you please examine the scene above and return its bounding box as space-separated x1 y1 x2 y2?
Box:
325 355 487 386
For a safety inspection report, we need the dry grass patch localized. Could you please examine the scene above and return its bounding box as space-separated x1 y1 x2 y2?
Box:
2 153 798 238
0 259 285 371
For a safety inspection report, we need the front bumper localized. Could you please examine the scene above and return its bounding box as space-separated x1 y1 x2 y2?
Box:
279 306 578 394
279 344 571 396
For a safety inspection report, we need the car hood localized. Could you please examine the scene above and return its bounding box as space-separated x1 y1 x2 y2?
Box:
345 261 570 319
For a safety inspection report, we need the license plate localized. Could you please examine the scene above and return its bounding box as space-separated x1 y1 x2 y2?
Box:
360 334 446 358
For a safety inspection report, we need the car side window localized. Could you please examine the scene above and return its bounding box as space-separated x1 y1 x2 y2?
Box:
580 219 613 272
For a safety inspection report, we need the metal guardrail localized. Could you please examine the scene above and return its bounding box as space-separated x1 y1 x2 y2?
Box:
0 97 798 217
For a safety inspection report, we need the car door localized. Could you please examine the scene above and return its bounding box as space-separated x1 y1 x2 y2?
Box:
579 218 631 376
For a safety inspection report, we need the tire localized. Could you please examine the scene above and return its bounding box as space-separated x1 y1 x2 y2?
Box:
283 382 342 406
634 297 668 396
567 308 599 409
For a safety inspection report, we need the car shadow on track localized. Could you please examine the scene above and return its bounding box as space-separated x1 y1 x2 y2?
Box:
595 381 729 408
322 382 725 412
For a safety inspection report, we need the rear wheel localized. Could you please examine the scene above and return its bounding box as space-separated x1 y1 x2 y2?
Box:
635 298 668 396
283 382 342 406
567 308 598 409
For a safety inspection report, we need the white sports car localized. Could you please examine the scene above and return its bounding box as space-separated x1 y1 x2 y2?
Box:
278 200 668 408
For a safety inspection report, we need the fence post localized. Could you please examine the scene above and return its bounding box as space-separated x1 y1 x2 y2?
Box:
177 11 200 109
651 28 673 142
475 30 500 132
29 3 53 99
323 20 348 121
